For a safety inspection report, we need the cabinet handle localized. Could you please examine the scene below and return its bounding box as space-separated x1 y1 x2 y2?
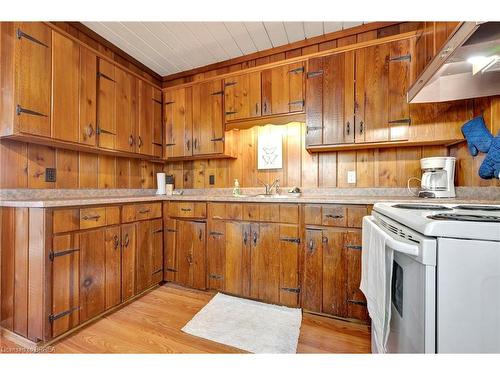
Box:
308 239 315 253
346 121 350 135
322 236 328 244
138 208 150 214
224 82 237 87
210 137 224 142
289 66 305 74
255 103 259 115
16 28 49 48
263 102 268 114
138 136 143 148
346 244 362 250
129 135 134 146
123 233 130 248
225 111 238 115
325 214 344 219
253 231 258 246
48 248 80 261
243 231 248 246
194 138 198 150
16 105 47 118
198 229 203 241
96 127 116 136
165 142 176 147
113 235 120 250
186 139 190 151
87 124 94 138
82 214 101 221
209 231 224 236
180 208 191 212
359 121 364 135
280 237 300 244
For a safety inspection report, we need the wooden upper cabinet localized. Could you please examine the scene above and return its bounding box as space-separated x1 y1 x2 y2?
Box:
261 62 305 116
79 48 97 146
51 31 79 143
224 72 261 122
164 86 192 158
152 88 163 158
305 52 355 146
138 80 154 156
14 22 52 137
97 58 117 150
192 79 224 155
115 68 137 153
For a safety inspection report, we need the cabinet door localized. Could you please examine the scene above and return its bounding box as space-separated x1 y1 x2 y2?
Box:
152 88 163 158
262 62 304 116
97 58 116 150
302 228 323 312
164 87 192 158
305 57 324 146
79 229 106 322
151 218 163 284
191 221 206 290
51 234 80 338
79 48 97 146
104 226 121 309
251 223 280 304
15 22 51 137
207 220 225 290
115 68 136 153
279 224 300 307
163 218 177 282
192 79 224 155
52 31 79 143
176 219 193 287
224 222 251 297
136 220 152 293
224 72 261 121
121 223 136 301
345 230 369 321
322 228 347 317
138 80 154 156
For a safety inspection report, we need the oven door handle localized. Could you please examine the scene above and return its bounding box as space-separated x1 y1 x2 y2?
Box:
365 216 419 256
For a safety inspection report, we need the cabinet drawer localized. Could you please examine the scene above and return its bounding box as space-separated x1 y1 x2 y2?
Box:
167 202 206 219
79 207 107 229
122 202 162 223
242 204 260 221
208 203 242 220
304 204 368 228
279 204 299 224
322 206 347 227
259 204 280 222
53 209 79 233
347 206 368 228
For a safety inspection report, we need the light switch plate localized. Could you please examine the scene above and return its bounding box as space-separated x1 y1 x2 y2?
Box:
347 170 356 184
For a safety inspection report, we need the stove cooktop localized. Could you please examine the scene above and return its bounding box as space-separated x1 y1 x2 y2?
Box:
453 205 500 211
392 203 452 210
427 213 500 223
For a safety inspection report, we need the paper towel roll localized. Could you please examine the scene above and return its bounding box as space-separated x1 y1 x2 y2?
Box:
156 173 166 195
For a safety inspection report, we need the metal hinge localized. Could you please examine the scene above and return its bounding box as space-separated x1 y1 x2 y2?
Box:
209 231 224 236
152 269 163 275
281 287 300 293
306 126 323 134
389 54 411 62
49 307 80 323
307 70 324 78
165 101 175 105
347 299 367 306
152 142 163 146
280 237 301 244
96 126 116 136
209 274 223 280
346 245 362 250
152 228 164 234
210 137 225 142
16 28 49 48
166 228 177 233
211 90 224 96
224 82 237 87
152 98 162 104
289 66 305 74
166 268 177 272
288 100 305 106
165 143 176 147
388 118 412 125
49 248 80 262
16 105 47 117
97 72 116 82
225 111 238 115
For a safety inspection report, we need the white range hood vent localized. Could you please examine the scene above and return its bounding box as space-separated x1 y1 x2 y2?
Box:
408 22 500 103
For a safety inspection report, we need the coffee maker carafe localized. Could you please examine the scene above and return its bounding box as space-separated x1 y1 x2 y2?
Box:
418 157 456 198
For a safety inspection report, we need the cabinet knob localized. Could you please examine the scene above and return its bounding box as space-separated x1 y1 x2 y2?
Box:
129 135 134 146
359 121 364 135
87 124 94 138
113 235 120 250
253 231 258 246
308 239 315 252
138 136 143 148
198 229 203 241
243 231 248 245
346 121 350 135
186 139 190 151
194 138 198 150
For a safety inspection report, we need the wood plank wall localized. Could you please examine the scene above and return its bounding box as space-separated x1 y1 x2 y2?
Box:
166 96 500 189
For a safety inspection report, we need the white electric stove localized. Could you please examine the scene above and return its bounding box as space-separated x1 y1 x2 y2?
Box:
365 202 500 353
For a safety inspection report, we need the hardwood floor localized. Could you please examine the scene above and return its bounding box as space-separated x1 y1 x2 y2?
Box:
1 284 371 354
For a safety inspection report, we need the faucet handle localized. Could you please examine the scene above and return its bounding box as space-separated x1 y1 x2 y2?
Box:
275 179 280 195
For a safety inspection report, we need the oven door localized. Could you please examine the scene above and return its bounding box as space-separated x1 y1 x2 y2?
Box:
367 214 437 353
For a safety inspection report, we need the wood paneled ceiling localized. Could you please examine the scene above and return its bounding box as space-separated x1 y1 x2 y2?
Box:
82 22 365 76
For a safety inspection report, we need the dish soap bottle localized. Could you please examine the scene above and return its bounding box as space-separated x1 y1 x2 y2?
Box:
232 179 241 196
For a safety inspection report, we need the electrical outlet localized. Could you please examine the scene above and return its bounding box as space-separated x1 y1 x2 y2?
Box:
209 175 215 185
347 170 356 184
45 168 57 182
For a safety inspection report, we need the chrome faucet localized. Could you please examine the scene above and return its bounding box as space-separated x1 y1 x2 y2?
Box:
258 178 280 195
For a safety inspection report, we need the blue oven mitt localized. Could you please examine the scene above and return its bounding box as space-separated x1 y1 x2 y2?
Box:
479 134 500 179
461 116 493 156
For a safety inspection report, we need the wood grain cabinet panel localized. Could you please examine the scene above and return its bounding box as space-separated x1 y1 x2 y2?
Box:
97 58 117 150
163 218 177 282
167 201 206 219
278 224 300 307
51 233 80 338
192 79 224 155
151 218 164 284
302 228 323 312
322 206 347 227
79 48 97 146
224 222 251 297
14 22 52 137
345 230 369 321
164 86 192 158
104 226 121 309
135 220 153 293
79 207 107 229
175 220 206 290
78 229 106 323
138 80 154 156
121 223 136 301
53 209 79 234
152 88 163 158
51 31 79 143
322 228 347 317
207 220 225 290
224 72 261 122
115 68 137 153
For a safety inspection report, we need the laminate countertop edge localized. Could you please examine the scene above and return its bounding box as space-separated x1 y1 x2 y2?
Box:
1 194 499 208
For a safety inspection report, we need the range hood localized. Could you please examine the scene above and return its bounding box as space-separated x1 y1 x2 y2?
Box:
408 22 500 103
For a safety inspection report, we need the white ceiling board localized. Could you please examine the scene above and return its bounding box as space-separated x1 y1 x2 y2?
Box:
83 21 370 76
224 22 258 55
243 22 273 51
303 22 324 38
263 22 289 47
283 22 305 43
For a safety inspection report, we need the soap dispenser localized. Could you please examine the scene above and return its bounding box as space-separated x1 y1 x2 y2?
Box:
232 179 241 196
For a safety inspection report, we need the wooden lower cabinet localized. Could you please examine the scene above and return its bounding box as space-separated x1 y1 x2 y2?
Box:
207 220 225 290
136 219 164 294
345 230 369 321
175 220 207 290
121 223 137 301
224 221 252 297
104 226 121 309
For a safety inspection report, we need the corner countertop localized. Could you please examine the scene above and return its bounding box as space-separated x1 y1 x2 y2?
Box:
1 187 499 208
